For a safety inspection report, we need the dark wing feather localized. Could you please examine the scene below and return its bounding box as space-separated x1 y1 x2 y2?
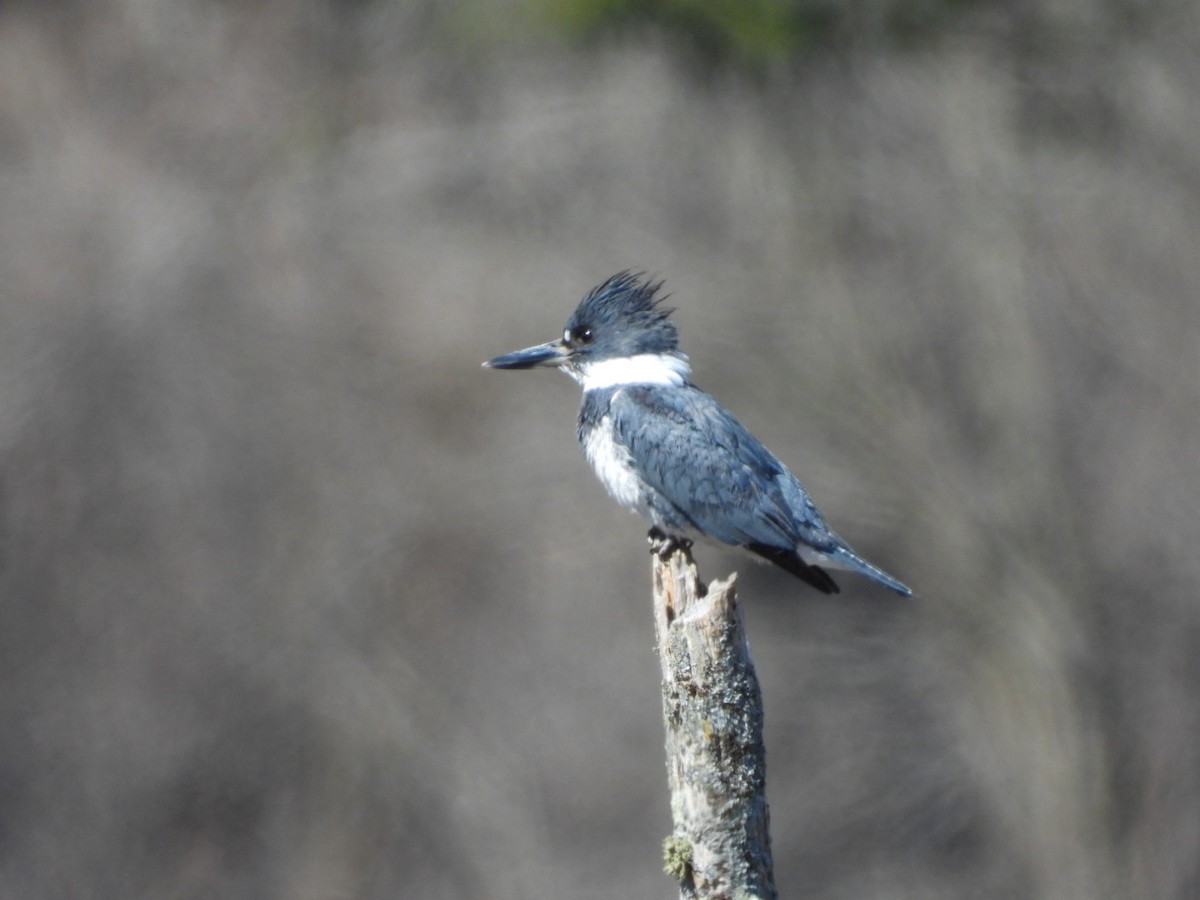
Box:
744 543 840 594
610 384 838 555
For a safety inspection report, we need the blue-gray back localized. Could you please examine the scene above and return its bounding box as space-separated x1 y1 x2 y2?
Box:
588 383 838 552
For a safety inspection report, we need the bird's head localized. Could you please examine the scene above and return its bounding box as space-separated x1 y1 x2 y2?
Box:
484 272 690 389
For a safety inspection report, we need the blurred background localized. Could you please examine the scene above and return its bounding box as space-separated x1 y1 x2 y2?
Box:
1 1 1198 897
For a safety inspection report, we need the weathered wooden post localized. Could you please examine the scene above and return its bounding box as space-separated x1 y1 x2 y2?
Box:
650 533 776 899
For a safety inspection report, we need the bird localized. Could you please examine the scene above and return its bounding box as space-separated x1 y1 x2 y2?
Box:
483 272 911 596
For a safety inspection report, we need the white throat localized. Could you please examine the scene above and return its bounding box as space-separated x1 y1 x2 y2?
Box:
571 353 691 391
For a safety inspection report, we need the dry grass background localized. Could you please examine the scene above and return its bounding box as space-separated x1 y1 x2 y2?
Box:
1 1 1198 897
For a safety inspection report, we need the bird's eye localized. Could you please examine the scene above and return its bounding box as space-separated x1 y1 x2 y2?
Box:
571 326 594 345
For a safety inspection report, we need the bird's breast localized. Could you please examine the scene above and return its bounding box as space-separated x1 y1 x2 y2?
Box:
580 418 645 513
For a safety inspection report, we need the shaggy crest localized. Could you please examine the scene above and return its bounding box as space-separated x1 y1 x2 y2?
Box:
566 271 678 355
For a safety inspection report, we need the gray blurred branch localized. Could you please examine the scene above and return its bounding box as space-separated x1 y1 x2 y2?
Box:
651 533 776 900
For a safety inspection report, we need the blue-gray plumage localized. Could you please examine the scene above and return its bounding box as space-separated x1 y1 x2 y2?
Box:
484 272 911 596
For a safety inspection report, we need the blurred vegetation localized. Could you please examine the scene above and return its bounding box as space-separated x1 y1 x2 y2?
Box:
528 0 1169 71
535 0 993 65
0 0 1198 898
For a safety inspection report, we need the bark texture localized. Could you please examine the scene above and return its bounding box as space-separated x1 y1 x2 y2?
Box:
651 534 776 900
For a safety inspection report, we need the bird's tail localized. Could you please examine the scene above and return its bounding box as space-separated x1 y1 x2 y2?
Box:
746 543 841 594
824 545 912 597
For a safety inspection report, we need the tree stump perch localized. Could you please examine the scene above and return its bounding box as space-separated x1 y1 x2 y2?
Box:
650 531 777 900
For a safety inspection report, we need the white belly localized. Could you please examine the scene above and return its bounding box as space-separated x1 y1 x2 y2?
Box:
582 418 645 514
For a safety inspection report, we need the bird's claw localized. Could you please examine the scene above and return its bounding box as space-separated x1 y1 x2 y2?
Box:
648 527 693 559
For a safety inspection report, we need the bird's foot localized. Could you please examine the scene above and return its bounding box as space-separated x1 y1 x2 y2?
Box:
648 527 693 559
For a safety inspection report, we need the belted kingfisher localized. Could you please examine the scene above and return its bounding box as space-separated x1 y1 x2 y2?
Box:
484 272 911 596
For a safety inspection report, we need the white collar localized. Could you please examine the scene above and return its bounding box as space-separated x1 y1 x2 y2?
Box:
570 353 691 391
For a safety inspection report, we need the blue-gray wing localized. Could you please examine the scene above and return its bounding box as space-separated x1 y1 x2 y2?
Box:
610 384 838 553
